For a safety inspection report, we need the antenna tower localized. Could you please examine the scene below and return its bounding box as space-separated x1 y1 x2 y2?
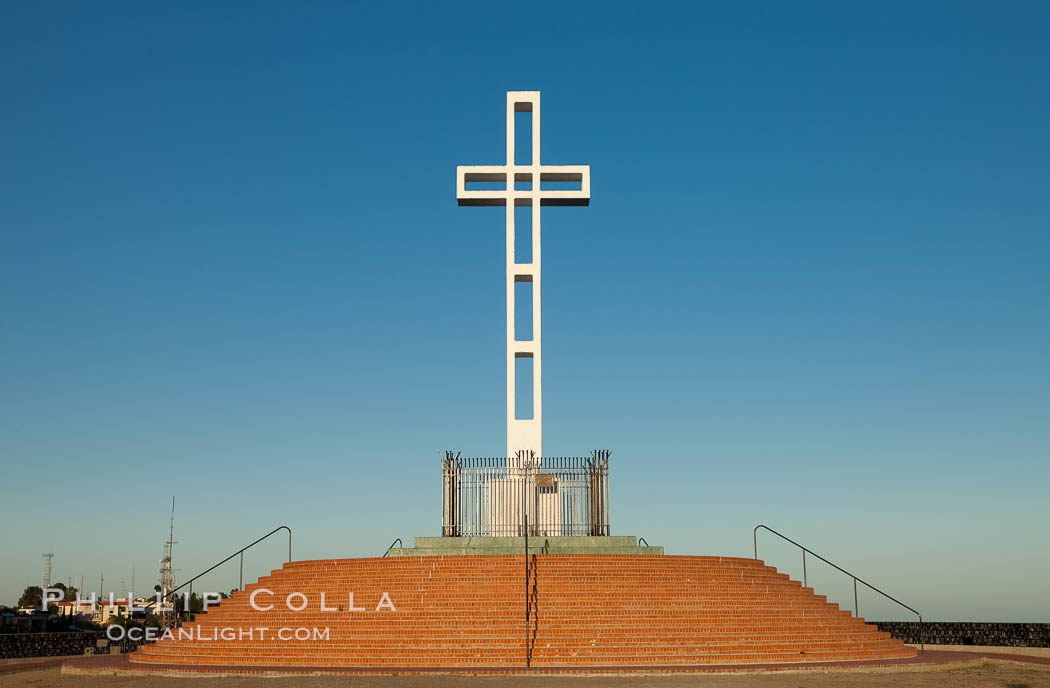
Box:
159 496 177 629
42 553 54 589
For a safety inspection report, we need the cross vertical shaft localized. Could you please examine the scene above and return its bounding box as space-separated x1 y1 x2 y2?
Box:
457 90 590 466
505 92 542 463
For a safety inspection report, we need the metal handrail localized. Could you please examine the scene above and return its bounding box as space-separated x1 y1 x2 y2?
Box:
638 537 649 547
142 526 292 613
383 538 403 557
753 525 923 654
524 513 531 669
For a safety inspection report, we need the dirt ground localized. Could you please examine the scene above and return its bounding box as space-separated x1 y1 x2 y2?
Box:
3 660 1050 688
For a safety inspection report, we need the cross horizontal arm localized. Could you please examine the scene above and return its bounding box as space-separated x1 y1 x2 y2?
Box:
457 165 590 207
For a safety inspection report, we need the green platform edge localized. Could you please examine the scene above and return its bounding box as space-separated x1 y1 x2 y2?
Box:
385 535 663 556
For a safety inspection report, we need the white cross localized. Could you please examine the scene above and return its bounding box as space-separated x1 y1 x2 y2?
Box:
457 91 591 463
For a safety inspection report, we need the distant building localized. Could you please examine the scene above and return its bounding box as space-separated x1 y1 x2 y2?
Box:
53 598 145 624
53 600 97 621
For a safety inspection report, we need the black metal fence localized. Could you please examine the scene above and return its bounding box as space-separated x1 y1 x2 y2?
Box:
873 622 1050 648
441 450 610 537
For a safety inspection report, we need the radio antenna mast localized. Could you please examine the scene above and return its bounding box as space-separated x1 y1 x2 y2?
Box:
159 496 177 629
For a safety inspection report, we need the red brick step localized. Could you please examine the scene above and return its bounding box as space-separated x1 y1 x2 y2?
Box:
130 554 914 668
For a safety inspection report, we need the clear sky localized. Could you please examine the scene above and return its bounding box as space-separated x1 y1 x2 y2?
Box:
1 2 1047 622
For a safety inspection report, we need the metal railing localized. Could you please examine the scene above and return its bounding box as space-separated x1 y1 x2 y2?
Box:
441 450 610 537
383 538 403 557
753 525 923 654
143 526 292 616
524 514 531 668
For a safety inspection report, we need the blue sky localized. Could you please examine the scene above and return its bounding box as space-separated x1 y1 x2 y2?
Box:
1 2 1047 622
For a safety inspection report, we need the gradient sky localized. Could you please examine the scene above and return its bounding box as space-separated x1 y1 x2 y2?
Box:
1 2 1048 622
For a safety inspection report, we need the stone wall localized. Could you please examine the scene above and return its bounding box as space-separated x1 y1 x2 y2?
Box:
0 632 142 659
874 622 1050 647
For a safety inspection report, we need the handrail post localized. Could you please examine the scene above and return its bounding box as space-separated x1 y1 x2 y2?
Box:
854 578 859 617
802 550 807 588
239 551 243 592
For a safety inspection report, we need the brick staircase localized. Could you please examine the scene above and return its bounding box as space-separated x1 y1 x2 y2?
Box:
129 554 914 668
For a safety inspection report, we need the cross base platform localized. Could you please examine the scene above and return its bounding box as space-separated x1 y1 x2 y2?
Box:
385 535 662 556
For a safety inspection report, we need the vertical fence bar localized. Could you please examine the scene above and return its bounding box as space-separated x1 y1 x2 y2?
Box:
527 451 532 536
604 451 610 535
533 453 540 535
803 550 807 588
527 451 533 537
854 578 859 617
605 452 610 535
530 451 534 536
451 453 457 537
570 457 576 535
570 458 575 536
583 456 587 535
580 456 586 536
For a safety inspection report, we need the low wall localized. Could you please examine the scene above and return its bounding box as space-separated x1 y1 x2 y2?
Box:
0 632 142 659
874 622 1050 648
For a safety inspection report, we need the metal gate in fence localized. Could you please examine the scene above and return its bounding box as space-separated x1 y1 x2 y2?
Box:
441 450 610 537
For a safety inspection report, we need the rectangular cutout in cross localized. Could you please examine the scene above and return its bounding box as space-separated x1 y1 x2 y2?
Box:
540 170 583 191
514 353 534 420
514 276 533 341
515 107 533 166
514 205 532 263
464 170 507 191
